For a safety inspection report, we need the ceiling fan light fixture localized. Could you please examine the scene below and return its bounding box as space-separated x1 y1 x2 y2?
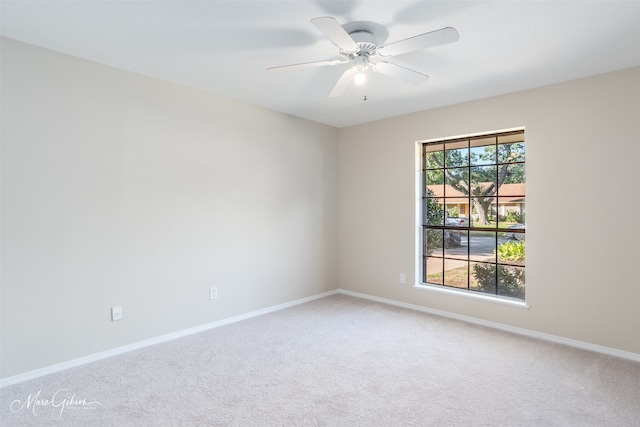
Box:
352 55 368 85
354 72 366 85
353 55 367 69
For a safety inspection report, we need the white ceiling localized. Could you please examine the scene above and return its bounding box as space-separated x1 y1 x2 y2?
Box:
1 1 639 128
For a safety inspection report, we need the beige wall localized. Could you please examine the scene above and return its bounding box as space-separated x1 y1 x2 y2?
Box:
339 66 640 354
0 38 339 378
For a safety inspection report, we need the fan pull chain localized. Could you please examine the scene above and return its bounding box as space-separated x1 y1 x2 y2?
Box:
363 78 368 101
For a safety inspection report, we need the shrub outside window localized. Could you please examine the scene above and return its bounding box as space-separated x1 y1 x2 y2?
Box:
421 129 526 300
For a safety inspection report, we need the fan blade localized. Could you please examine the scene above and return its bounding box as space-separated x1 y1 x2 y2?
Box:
378 27 459 57
374 62 429 85
267 59 346 71
311 17 359 52
328 68 357 97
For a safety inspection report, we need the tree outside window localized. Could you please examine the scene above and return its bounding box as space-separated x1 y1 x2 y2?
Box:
421 130 525 299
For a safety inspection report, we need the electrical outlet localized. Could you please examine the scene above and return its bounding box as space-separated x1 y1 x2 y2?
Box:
111 306 122 321
400 273 407 284
209 287 217 300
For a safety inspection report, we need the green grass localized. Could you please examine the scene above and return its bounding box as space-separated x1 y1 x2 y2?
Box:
427 266 475 288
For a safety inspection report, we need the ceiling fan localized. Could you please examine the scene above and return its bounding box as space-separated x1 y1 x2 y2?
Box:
267 17 459 98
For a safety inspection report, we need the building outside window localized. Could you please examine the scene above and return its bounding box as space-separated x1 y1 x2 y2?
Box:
420 129 526 300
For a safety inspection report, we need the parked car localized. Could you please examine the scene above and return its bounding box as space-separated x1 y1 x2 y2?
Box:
507 223 526 240
445 212 471 227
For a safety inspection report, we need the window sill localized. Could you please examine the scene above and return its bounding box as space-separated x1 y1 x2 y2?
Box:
413 283 530 309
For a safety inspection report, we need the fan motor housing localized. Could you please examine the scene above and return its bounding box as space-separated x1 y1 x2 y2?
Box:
343 30 378 59
342 20 388 45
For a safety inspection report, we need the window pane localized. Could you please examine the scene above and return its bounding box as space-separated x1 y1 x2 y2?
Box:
445 140 469 167
497 265 525 299
424 197 444 226
498 197 525 227
469 231 496 262
425 169 444 198
497 239 525 266
444 230 468 260
504 219 525 242
470 197 496 227
445 168 469 195
470 166 497 196
498 174 525 198
501 162 525 185
497 132 524 145
498 134 525 163
470 137 496 166
470 262 496 294
424 143 444 169
498 161 525 226
425 257 444 284
425 228 444 256
444 259 468 289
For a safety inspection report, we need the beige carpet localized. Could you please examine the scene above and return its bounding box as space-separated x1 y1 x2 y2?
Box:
1 294 639 426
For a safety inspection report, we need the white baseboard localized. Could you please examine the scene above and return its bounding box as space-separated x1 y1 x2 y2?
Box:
3 287 637 388
0 289 339 388
338 289 640 363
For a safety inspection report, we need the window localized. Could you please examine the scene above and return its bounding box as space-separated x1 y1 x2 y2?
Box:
420 129 526 300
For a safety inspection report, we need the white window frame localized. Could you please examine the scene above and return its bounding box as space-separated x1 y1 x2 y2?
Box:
414 128 528 308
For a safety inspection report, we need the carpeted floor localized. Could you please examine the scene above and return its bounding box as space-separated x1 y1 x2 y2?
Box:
1 294 639 426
